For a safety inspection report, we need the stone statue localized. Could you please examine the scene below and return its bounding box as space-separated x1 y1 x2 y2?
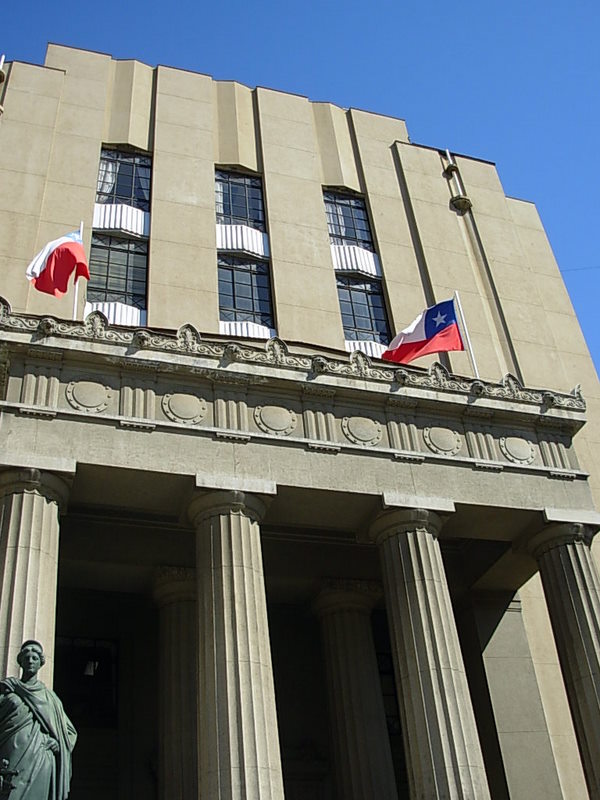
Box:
0 641 77 799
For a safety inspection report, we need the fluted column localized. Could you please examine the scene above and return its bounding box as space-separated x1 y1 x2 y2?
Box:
527 523 600 798
188 490 284 800
0 467 70 683
313 579 398 800
369 508 490 800
153 566 198 800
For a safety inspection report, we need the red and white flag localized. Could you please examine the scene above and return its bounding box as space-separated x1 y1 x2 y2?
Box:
26 230 90 297
382 298 464 364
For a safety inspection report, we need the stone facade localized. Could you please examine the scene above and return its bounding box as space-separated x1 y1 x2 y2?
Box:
0 44 599 799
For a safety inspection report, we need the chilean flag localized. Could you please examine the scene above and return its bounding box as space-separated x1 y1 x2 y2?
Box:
382 299 464 364
26 230 90 297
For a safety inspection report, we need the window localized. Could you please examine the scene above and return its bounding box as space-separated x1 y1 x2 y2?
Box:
96 149 152 212
325 191 390 348
216 170 265 231
218 255 274 328
336 275 390 343
88 234 147 310
324 192 375 251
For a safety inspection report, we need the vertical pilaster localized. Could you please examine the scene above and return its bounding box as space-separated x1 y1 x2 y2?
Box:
188 490 284 800
153 566 198 800
313 579 398 800
0 467 70 683
527 523 600 798
369 508 490 799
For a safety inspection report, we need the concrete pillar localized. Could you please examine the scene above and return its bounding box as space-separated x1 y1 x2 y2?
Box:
468 592 564 799
0 467 70 683
313 579 398 800
153 566 198 800
527 523 600 799
188 490 284 800
369 507 491 800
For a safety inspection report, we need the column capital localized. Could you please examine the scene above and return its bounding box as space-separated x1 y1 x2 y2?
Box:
368 507 443 546
0 467 71 511
187 489 269 529
525 522 597 560
153 566 196 607
313 579 382 618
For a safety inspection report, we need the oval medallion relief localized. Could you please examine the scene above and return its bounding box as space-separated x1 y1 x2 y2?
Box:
162 393 207 425
254 405 297 436
499 436 534 464
424 426 462 456
342 416 382 446
66 380 111 413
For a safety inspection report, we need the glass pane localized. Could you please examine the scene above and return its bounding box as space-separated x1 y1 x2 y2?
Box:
236 283 252 298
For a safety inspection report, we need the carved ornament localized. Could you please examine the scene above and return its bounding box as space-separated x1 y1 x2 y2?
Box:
0 298 586 412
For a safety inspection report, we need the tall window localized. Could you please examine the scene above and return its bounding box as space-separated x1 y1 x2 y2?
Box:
215 170 265 231
96 149 152 212
218 255 274 328
216 170 274 334
89 148 151 320
87 234 147 310
337 275 390 343
324 191 375 251
325 191 389 346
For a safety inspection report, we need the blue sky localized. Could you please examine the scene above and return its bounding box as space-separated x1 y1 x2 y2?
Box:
3 0 599 373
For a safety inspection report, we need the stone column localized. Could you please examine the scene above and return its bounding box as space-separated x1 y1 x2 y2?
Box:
369 508 490 800
153 566 198 800
188 490 284 800
526 522 600 798
0 468 70 683
313 579 398 800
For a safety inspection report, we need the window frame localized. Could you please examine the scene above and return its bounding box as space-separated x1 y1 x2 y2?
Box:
324 191 376 251
218 254 275 328
336 273 390 344
87 233 148 311
96 148 152 213
215 169 266 232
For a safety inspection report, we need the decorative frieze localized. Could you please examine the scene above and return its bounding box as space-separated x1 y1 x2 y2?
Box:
0 299 587 413
212 376 250 441
386 396 420 457
302 385 339 451
423 425 462 456
0 349 587 479
65 378 112 413
120 370 157 430
539 437 572 470
499 435 535 465
0 298 589 479
342 415 382 447
463 406 497 465
465 428 497 462
19 357 61 417
254 405 297 436
161 392 206 426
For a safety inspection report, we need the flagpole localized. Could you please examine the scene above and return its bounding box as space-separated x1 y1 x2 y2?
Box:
453 290 479 378
72 220 83 320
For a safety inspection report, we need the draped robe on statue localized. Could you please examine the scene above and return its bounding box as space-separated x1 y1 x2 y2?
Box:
0 678 77 800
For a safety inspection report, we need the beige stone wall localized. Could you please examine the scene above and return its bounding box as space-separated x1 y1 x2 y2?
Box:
1 46 597 408
0 44 599 795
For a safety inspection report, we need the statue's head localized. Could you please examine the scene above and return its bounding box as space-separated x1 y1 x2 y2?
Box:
17 640 45 672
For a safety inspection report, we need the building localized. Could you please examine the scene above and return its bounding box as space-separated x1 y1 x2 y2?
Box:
0 43 599 800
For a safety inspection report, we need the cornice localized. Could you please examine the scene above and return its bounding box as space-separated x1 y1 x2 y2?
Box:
0 298 586 420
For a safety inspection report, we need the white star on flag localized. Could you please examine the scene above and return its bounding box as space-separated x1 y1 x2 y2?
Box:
432 311 447 327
